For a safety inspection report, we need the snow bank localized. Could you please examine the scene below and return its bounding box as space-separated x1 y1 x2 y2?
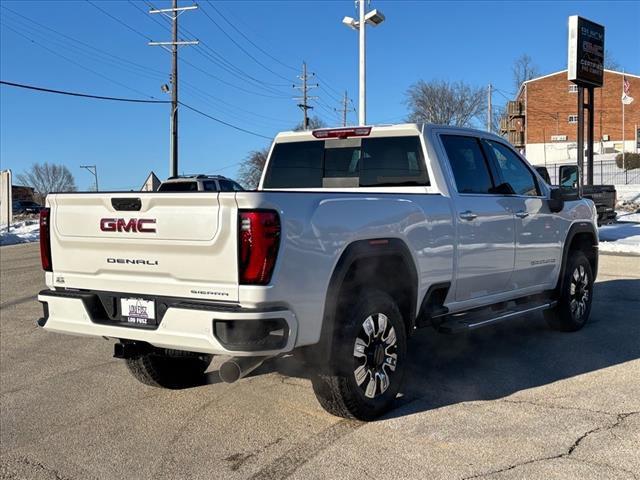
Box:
598 211 640 254
0 220 40 246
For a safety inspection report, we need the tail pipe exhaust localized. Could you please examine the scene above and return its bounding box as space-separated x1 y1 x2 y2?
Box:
219 356 269 383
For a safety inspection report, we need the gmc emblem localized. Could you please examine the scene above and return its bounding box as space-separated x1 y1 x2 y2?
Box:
100 218 157 233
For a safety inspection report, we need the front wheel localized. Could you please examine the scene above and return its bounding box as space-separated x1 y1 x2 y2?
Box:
311 289 407 421
545 251 594 332
125 350 212 389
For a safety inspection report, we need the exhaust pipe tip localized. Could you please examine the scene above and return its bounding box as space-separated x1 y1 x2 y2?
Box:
219 356 268 383
219 361 242 383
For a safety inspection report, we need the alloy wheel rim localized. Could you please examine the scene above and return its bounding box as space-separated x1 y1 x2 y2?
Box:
569 265 590 321
353 313 398 399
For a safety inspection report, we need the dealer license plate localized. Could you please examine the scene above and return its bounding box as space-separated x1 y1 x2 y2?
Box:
120 298 156 326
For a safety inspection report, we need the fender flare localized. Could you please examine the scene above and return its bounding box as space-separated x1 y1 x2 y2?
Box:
556 221 599 293
311 238 418 364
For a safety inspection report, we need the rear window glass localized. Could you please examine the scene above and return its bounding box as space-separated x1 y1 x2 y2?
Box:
263 136 429 188
360 136 428 187
158 181 198 192
263 141 324 188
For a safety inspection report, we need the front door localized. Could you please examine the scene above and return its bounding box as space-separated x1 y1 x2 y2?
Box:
439 134 516 302
481 139 563 290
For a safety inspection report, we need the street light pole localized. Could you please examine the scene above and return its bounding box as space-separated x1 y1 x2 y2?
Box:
358 0 366 126
342 2 385 126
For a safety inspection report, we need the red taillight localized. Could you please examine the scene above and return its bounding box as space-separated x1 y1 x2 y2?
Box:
312 126 372 139
39 207 52 272
238 211 280 285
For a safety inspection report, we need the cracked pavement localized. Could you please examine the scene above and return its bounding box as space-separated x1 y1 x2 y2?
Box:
1 244 639 480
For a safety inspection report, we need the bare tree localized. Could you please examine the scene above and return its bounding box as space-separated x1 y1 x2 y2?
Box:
237 148 269 190
405 79 486 127
604 50 620 70
512 54 540 92
17 163 76 203
293 116 326 132
491 105 507 138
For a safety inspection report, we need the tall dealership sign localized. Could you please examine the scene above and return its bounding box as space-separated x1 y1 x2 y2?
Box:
568 15 605 191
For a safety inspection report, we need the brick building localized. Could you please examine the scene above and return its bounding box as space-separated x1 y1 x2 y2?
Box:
501 69 640 165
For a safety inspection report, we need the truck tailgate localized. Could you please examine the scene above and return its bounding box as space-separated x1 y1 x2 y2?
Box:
47 192 239 302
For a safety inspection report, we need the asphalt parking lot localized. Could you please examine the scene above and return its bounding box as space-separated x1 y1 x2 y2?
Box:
1 243 639 480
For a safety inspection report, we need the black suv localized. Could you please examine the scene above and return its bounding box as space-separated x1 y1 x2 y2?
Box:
12 200 43 214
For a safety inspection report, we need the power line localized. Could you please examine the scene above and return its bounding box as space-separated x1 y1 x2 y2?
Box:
128 0 172 34
0 80 274 139
0 80 169 103
1 5 166 79
180 56 289 98
86 0 152 42
178 102 272 139
1 22 159 99
199 2 292 83
205 0 298 73
1 5 288 127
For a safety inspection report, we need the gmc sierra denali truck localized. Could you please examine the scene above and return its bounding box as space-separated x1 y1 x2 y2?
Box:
37 124 599 420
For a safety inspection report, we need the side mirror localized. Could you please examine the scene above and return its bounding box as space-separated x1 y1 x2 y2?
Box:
548 188 565 213
559 165 578 189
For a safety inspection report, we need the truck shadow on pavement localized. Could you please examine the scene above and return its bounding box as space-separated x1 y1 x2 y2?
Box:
245 278 640 420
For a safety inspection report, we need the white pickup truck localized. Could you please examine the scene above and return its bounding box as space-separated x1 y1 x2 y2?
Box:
37 124 598 420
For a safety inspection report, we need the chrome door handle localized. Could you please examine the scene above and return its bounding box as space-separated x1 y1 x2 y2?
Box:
515 211 529 219
459 211 477 221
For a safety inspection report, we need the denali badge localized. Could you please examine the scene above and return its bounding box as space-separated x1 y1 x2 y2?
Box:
100 218 156 233
107 258 159 266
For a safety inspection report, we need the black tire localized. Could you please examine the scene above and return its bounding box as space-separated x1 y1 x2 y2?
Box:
311 289 407 421
545 251 594 332
125 350 212 389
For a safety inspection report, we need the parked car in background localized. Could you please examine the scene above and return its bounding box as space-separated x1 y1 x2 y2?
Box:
12 200 43 215
157 175 244 192
534 165 616 225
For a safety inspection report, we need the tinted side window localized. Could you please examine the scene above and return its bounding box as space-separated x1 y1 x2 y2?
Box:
484 141 539 196
440 135 494 194
203 181 219 191
158 181 198 192
263 141 324 188
360 136 429 186
217 180 234 192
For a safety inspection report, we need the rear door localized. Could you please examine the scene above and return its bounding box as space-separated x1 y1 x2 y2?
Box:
439 134 516 302
48 192 239 302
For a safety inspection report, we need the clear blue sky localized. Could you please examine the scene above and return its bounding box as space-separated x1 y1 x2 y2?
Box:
1 0 639 191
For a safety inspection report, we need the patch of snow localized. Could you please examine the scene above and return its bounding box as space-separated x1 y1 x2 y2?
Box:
599 218 640 254
0 220 40 246
616 211 640 223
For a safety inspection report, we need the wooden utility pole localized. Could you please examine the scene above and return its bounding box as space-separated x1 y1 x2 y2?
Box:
335 91 355 127
487 83 492 132
149 1 198 177
294 62 318 130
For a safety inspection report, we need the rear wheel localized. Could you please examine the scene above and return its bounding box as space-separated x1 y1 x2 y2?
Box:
126 350 212 389
545 251 593 332
311 289 407 421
